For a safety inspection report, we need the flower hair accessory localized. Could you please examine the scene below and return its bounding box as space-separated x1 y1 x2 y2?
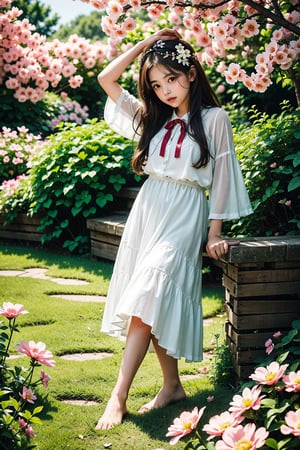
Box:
145 39 195 67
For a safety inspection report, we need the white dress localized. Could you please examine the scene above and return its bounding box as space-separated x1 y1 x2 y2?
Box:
101 89 252 362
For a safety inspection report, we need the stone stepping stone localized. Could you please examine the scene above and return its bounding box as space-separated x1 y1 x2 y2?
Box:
60 352 113 361
0 268 89 285
51 294 106 302
61 399 99 406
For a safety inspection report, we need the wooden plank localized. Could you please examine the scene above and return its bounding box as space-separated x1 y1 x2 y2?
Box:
223 274 300 297
90 231 121 246
226 305 297 331
227 265 300 283
232 361 254 379
87 214 127 236
228 337 266 363
90 242 118 261
226 322 285 348
223 236 300 264
0 230 41 242
229 297 300 315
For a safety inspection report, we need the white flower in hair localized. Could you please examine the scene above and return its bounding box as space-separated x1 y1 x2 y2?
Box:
175 43 191 66
154 39 165 49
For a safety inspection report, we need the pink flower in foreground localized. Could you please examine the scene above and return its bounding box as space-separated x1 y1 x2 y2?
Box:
19 386 37 404
273 331 282 338
15 340 55 367
203 411 244 440
215 423 269 450
24 424 35 438
229 385 264 417
40 370 51 387
166 406 206 445
283 370 300 392
249 362 288 386
281 409 300 437
0 302 28 319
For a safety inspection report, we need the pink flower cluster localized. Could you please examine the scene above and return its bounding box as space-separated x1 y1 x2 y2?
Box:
80 0 300 93
0 126 42 181
167 360 300 447
0 1 109 102
49 93 89 130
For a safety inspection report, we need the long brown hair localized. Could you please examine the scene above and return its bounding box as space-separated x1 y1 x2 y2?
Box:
132 38 221 174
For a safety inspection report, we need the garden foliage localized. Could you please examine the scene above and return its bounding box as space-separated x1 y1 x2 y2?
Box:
28 119 138 253
226 103 300 237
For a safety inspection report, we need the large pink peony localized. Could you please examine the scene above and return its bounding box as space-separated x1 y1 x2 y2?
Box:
166 406 206 445
15 340 55 367
229 385 264 417
215 423 269 450
281 409 300 437
249 362 288 386
203 411 244 440
282 370 300 392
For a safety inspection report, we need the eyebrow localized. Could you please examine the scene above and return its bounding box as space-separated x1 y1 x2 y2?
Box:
149 71 173 85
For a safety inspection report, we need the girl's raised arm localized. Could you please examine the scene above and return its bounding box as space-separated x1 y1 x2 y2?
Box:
97 29 181 103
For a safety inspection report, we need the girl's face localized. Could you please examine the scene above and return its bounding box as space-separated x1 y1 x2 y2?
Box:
148 64 194 117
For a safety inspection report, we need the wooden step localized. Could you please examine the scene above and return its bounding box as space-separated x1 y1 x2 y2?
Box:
0 214 42 242
87 212 128 261
86 186 140 261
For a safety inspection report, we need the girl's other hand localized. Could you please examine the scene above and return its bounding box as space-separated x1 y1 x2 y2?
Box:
206 237 240 260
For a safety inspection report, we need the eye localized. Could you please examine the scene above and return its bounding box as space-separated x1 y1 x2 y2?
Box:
151 83 160 90
168 76 176 83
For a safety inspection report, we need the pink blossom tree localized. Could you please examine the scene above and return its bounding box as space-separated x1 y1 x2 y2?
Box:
0 0 110 104
79 0 300 104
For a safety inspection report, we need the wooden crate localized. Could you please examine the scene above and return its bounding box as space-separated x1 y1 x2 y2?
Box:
221 236 300 379
0 214 42 243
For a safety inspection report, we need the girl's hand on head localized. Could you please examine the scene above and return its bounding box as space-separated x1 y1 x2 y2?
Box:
144 28 182 48
156 28 182 40
206 237 240 260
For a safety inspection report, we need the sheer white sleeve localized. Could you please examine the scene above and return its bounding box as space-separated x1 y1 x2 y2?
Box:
208 109 253 220
104 89 142 141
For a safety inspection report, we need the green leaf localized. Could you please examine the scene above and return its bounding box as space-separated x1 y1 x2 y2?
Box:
33 405 44 415
265 438 279 449
288 176 300 192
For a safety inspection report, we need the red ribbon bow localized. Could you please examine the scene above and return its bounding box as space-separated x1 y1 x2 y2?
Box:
159 119 186 158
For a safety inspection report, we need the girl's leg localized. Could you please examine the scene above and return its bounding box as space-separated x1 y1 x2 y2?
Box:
138 336 186 413
95 316 152 430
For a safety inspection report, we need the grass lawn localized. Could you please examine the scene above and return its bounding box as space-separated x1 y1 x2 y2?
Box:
0 242 234 450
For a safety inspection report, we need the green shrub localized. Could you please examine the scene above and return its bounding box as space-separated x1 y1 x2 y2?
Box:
28 119 140 253
226 102 300 237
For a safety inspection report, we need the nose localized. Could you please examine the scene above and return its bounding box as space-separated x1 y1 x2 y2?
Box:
162 84 171 95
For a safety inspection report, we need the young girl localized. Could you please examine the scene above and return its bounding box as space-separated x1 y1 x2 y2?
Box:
96 28 252 430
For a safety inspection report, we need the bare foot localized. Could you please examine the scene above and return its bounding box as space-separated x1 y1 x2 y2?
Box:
95 395 128 430
138 385 186 414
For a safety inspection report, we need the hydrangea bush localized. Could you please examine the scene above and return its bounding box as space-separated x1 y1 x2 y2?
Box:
166 319 300 449
47 92 89 131
0 302 55 449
